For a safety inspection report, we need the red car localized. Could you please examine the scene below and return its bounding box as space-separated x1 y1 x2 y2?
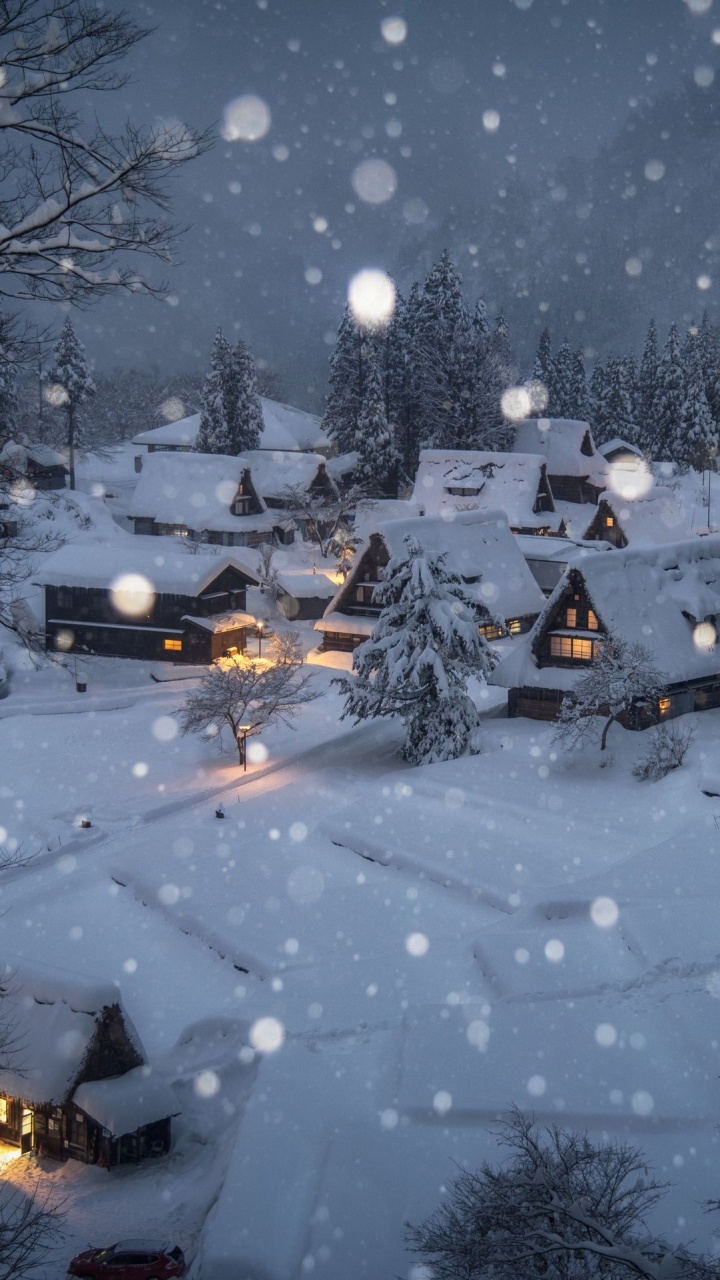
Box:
67 1239 186 1280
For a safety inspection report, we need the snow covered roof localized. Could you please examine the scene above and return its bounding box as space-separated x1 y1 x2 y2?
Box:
0 440 68 472
492 534 720 690
314 611 374 636
412 449 554 529
183 610 256 633
73 1065 180 1136
321 509 545 627
512 418 608 483
0 960 142 1107
34 536 258 594
326 450 358 480
127 451 278 533
241 449 329 498
132 397 327 453
597 437 643 460
275 571 337 599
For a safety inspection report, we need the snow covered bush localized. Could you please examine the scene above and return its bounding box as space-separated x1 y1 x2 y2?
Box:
553 636 666 754
633 720 694 782
176 632 318 763
335 534 496 766
406 1107 708 1280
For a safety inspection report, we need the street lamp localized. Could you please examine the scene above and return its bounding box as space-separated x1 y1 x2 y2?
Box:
238 723 252 772
257 619 264 659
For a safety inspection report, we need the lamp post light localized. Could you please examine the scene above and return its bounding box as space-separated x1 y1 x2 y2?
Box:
238 723 252 772
257 620 264 659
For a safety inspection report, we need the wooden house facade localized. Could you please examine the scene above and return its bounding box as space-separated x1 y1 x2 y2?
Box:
315 511 546 653
493 536 720 725
35 544 258 663
0 966 178 1168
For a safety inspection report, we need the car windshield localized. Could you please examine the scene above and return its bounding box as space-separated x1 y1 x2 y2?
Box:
93 1248 117 1262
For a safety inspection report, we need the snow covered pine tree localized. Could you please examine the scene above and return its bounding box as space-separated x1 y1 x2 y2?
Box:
44 316 95 489
335 535 496 765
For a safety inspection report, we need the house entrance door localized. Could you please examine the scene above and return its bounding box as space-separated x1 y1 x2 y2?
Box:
20 1109 33 1153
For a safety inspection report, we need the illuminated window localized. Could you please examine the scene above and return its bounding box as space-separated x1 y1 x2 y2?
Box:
0 1098 7 1123
566 608 577 627
606 516 614 527
658 696 672 716
550 636 595 660
507 618 522 635
164 638 182 652
587 610 599 630
480 623 504 640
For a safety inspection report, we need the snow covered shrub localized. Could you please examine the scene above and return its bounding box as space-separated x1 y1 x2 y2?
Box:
335 534 496 766
406 1107 707 1280
633 720 694 782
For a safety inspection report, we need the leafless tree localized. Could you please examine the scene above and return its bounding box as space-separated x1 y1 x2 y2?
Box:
407 1107 712 1280
0 1181 64 1280
0 478 63 654
175 631 318 762
0 0 210 306
553 637 667 753
280 481 371 559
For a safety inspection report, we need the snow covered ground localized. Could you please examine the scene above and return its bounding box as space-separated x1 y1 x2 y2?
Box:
1 456 720 1276
2 633 720 1276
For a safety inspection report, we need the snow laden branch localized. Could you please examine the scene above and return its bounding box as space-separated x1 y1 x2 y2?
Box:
406 1108 713 1280
175 633 319 763
553 635 667 753
0 0 211 303
0 1180 65 1280
335 534 496 765
280 480 370 560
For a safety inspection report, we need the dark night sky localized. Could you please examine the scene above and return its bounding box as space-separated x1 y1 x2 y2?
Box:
65 0 718 405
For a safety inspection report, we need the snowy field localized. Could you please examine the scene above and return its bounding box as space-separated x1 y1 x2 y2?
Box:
1 624 720 1277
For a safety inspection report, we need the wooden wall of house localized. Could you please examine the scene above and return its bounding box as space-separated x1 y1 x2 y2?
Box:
322 630 364 653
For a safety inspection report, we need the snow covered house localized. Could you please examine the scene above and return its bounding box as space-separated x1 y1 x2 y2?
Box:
492 535 720 724
411 449 557 533
0 962 178 1167
315 510 546 652
132 396 328 467
597 437 643 464
241 449 338 511
34 540 259 663
127 451 292 548
512 418 608 505
0 439 68 490
581 489 696 549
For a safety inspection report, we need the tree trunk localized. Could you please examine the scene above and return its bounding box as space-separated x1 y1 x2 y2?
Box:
68 401 76 490
600 714 616 751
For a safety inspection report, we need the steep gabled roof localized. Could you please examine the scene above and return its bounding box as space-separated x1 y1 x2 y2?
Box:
0 960 144 1106
411 449 555 529
241 449 334 500
318 509 545 630
512 418 608 484
492 535 720 690
127 451 276 534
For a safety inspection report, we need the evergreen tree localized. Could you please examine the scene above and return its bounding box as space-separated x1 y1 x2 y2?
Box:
571 347 589 421
44 316 95 489
393 284 423 481
595 355 635 444
653 323 685 461
321 306 366 455
588 360 609 441
354 356 397 497
472 297 492 347
410 251 473 452
194 329 234 454
678 376 718 472
230 338 263 453
551 340 576 418
335 535 496 765
491 311 514 374
636 319 659 450
531 327 554 414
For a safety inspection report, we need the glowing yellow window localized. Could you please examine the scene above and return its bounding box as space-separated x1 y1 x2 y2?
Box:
164 638 182 652
507 618 522 635
587 610 599 630
606 516 614 527
566 607 577 627
658 696 672 716
0 1098 8 1123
